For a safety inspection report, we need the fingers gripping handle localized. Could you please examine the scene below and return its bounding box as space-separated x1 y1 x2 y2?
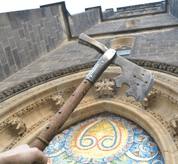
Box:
78 33 107 54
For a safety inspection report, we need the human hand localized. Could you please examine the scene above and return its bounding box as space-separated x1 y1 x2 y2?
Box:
0 144 48 164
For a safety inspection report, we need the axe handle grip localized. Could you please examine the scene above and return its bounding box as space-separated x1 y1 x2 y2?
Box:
30 79 93 151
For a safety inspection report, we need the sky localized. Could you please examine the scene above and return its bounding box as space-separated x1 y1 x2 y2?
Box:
0 0 163 15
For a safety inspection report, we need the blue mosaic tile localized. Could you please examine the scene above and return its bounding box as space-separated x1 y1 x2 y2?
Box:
43 113 164 164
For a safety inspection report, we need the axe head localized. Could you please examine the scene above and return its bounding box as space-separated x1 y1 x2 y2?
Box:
78 33 154 102
113 55 154 102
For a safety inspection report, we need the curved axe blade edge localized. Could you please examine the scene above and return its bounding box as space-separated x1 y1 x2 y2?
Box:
113 55 154 102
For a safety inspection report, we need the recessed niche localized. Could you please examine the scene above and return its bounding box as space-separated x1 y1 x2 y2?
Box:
126 20 139 28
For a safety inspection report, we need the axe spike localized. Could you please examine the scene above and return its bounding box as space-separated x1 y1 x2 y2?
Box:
78 33 107 54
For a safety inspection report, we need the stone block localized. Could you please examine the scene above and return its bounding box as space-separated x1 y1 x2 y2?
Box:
52 27 56 38
30 50 36 61
56 16 60 23
139 49 148 54
0 28 9 48
9 37 17 50
149 48 157 52
30 32 36 43
48 36 53 51
38 45 43 56
18 29 25 39
0 43 7 64
26 56 32 65
27 40 33 50
50 5 59 16
7 12 22 31
21 39 30 58
23 23 30 40
51 37 56 49
43 19 50 35
44 7 53 21
0 13 10 28
13 30 23 51
30 9 40 26
12 49 21 69
58 23 63 32
27 22 33 32
37 26 43 41
40 19 44 28
33 43 39 58
43 33 49 45
53 17 58 30
10 65 17 73
18 50 27 67
3 63 11 77
5 46 15 67
37 8 46 19
16 10 31 22
33 26 41 46
46 44 50 53
0 62 5 81
5 26 13 38
41 41 47 54
56 31 60 42
147 53 160 56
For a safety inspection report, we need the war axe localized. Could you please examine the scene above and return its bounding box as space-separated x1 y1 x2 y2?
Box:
31 33 154 151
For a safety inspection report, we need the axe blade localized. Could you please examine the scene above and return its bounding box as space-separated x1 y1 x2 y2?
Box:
78 33 154 102
113 55 154 102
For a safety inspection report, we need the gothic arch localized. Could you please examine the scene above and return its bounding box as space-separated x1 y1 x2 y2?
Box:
0 66 178 163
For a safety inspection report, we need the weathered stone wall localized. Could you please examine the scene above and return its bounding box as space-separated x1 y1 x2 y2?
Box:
116 1 164 11
68 8 101 37
129 28 178 65
113 1 165 19
169 0 178 18
84 14 178 35
0 2 68 82
161 1 166 11
1 27 178 100
102 9 114 20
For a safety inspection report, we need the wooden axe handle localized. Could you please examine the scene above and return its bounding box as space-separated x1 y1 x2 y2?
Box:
30 79 93 151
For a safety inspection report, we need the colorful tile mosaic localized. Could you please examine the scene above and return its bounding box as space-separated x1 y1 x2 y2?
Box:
43 113 164 164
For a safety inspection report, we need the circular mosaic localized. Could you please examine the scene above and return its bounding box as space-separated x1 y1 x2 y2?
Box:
43 114 164 164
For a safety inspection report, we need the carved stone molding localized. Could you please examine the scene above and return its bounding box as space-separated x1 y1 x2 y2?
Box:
60 87 76 96
0 95 52 133
8 117 26 136
147 109 178 150
2 88 178 151
51 93 65 106
152 88 178 108
141 91 157 108
114 96 143 109
0 86 80 151
95 78 115 98
1 60 178 103
0 62 95 103
0 85 77 136
4 114 55 151
170 115 178 134
154 73 178 86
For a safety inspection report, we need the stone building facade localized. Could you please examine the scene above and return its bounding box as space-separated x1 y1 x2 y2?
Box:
0 0 178 163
